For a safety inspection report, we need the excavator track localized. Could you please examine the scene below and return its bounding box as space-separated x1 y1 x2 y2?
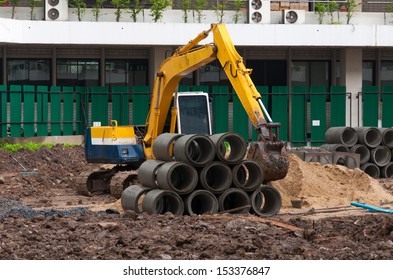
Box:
109 170 139 199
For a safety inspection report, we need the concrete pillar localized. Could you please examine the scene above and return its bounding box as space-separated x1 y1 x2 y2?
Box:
148 46 168 90
340 48 362 127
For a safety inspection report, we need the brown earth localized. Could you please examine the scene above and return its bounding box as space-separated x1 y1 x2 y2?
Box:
1 145 393 260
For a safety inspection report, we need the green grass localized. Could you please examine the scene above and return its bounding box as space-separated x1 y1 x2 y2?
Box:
0 141 54 152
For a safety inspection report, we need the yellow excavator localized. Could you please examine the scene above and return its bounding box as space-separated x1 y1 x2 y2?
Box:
77 24 288 197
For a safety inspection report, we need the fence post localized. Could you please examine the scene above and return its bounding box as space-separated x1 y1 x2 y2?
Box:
382 86 393 127
0 85 7 138
310 86 326 146
36 86 49 137
362 86 379 127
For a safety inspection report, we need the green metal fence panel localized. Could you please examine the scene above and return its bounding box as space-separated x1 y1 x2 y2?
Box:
191 86 209 92
91 86 109 126
253 86 269 141
132 86 150 125
0 85 7 138
310 86 327 146
75 86 88 134
50 86 62 136
330 86 346 127
112 86 129 125
23 85 35 137
212 86 229 133
271 86 288 141
36 86 48 137
291 86 307 147
10 85 22 137
382 86 393 127
362 86 379 127
178 85 189 92
232 90 249 141
62 86 74 135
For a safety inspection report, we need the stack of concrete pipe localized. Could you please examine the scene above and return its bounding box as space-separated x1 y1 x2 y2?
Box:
121 132 282 217
324 126 393 179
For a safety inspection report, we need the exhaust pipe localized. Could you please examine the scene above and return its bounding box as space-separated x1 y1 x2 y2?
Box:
156 161 198 195
152 133 183 161
218 188 251 214
354 127 382 148
173 134 215 167
210 132 247 165
249 185 282 217
199 161 232 194
325 127 358 147
142 189 184 216
360 162 380 179
232 160 264 192
184 190 219 215
121 185 151 213
350 144 371 165
369 146 391 167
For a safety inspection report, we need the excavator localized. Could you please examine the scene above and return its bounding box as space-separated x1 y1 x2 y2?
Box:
76 24 289 197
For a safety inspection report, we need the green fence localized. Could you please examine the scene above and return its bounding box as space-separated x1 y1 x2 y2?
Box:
3 84 392 146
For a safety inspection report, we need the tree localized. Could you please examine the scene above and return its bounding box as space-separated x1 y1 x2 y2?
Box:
8 0 20 19
112 0 130 22
193 0 207 23
343 0 357 24
181 0 191 23
232 0 243 24
213 0 228 23
92 0 106 22
315 3 327 24
129 0 144 22
149 0 172 23
326 1 339 24
28 0 42 20
69 0 87 21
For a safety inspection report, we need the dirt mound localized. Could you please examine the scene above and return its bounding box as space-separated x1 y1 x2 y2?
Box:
272 154 393 209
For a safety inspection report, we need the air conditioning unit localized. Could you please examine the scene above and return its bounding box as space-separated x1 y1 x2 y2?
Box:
45 0 68 21
248 0 270 24
283 10 306 24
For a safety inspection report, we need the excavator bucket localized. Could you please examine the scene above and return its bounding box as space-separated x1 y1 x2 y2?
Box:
246 123 289 182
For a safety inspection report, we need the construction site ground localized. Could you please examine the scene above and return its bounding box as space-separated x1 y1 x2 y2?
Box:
1 145 393 260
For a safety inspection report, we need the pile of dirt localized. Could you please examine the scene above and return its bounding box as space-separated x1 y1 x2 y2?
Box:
272 154 393 209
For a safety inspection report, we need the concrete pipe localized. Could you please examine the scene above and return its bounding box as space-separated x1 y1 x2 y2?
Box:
325 127 358 147
138 160 165 188
142 189 184 216
354 127 382 148
209 132 247 165
381 162 393 178
369 146 391 167
360 162 380 179
320 144 350 153
184 189 219 215
232 160 264 192
156 161 198 195
250 185 282 217
379 128 393 149
152 133 183 161
199 161 232 194
350 144 371 165
218 188 251 214
173 134 215 167
121 185 151 213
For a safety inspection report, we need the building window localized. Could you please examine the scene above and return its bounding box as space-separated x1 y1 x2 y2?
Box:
105 59 147 88
292 61 330 92
199 62 230 88
57 60 99 87
362 61 375 86
7 59 51 86
381 61 393 87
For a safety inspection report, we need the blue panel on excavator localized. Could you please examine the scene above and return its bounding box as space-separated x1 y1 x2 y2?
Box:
84 128 145 164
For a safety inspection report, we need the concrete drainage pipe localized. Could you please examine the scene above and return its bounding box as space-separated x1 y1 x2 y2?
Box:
232 160 264 192
209 132 247 165
199 161 232 194
360 162 380 179
218 188 250 214
173 134 215 167
379 128 393 149
156 161 198 195
320 144 350 153
184 189 219 215
142 189 184 216
369 146 391 167
350 144 371 165
250 185 282 217
121 185 151 213
325 127 358 147
138 160 165 188
381 162 393 178
354 127 382 148
152 133 183 161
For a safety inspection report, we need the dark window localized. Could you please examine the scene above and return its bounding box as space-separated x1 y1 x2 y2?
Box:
363 61 375 86
7 59 51 86
57 60 99 87
291 61 330 92
381 61 393 87
105 59 148 88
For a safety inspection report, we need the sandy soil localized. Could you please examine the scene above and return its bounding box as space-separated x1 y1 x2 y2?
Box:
0 145 393 260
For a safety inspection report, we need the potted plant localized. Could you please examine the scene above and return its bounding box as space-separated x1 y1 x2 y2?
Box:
28 0 42 20
92 0 106 22
213 0 228 23
129 0 144 22
315 3 327 24
149 0 172 23
193 0 206 23
112 0 130 22
232 0 243 24
69 0 87 21
181 0 191 23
